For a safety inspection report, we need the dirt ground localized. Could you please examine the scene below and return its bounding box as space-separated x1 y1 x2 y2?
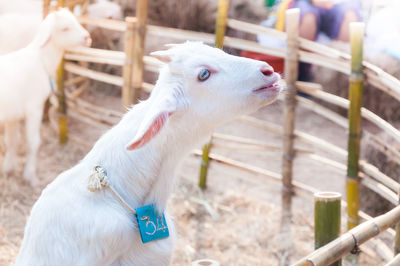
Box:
0 91 392 265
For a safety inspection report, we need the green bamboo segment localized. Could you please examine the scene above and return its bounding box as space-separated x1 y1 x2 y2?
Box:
314 192 341 266
198 0 229 189
346 22 364 230
198 143 211 189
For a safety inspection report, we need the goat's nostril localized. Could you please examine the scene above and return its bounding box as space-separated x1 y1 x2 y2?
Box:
261 66 274 76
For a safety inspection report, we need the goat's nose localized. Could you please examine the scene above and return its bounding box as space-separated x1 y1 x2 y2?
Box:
260 65 274 76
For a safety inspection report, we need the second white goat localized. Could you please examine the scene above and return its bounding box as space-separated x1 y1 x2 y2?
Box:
16 42 281 265
0 9 91 186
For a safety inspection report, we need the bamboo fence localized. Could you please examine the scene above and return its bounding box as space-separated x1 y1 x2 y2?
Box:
46 1 400 263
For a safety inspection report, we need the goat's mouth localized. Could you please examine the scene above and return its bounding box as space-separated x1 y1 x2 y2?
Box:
252 83 282 94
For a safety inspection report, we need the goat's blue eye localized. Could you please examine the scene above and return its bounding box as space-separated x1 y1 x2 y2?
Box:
198 69 210 81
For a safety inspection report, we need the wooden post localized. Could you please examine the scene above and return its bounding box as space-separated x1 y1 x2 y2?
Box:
130 0 149 105
314 192 342 266
122 17 136 109
57 0 67 144
346 22 364 230
198 0 229 189
282 8 299 193
395 187 400 255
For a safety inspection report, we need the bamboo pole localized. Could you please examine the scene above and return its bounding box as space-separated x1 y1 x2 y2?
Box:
395 187 400 255
314 192 342 266
346 23 365 230
198 0 229 190
77 16 126 32
387 254 400 266
293 205 400 266
65 62 123 87
130 0 149 104
122 17 136 109
279 11 299 263
282 8 299 192
57 0 67 144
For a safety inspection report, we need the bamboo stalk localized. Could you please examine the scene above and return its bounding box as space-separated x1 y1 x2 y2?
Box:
346 23 365 230
296 85 400 144
281 11 299 260
282 8 299 191
295 96 348 129
294 204 400 266
66 46 125 61
65 62 123 87
57 58 68 144
57 0 67 144
386 254 400 266
77 15 126 32
314 192 342 266
122 17 136 108
65 76 86 88
395 187 400 255
65 53 123 66
69 79 88 100
215 0 229 49
131 0 149 104
198 0 229 190
198 142 211 189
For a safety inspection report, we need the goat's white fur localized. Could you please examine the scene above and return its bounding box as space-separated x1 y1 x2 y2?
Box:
0 9 91 186
16 42 281 265
0 0 120 55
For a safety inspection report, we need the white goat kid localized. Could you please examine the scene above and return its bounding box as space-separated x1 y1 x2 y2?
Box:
0 9 91 186
16 42 281 265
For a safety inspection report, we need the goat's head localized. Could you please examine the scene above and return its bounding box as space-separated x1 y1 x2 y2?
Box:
38 8 91 49
126 42 281 150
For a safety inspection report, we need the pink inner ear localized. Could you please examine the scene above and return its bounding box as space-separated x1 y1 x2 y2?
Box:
127 112 174 150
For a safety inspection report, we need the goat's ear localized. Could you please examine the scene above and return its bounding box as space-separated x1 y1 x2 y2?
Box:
150 50 173 63
125 111 173 150
125 97 183 150
37 13 56 47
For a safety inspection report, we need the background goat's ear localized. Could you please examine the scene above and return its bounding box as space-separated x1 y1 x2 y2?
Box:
125 108 175 150
37 13 56 47
150 50 173 63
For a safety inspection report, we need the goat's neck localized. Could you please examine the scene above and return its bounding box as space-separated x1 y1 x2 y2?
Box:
87 81 212 213
39 41 64 77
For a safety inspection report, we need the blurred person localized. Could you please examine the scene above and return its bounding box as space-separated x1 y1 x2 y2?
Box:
293 0 361 42
292 0 361 81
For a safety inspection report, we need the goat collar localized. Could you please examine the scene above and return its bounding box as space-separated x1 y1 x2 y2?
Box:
87 165 170 243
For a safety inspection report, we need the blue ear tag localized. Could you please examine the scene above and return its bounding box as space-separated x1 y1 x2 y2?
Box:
135 204 169 243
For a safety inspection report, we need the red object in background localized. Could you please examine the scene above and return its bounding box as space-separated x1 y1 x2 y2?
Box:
240 51 285 74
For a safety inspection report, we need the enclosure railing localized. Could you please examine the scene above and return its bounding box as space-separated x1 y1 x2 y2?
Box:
46 0 400 264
